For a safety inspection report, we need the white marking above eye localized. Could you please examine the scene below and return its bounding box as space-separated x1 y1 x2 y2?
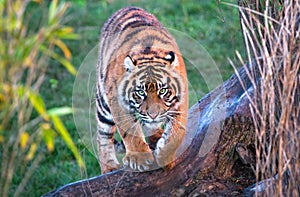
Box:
165 54 172 60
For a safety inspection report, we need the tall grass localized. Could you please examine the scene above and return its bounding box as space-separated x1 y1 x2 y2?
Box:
0 1 84 196
232 0 299 196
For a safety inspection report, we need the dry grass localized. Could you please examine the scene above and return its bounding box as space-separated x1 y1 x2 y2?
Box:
232 0 299 196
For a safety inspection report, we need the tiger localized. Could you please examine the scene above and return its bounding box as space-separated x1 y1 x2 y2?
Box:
96 6 188 174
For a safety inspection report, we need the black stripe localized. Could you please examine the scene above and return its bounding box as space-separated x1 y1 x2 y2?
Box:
166 77 171 84
173 77 181 97
96 93 111 116
168 96 179 108
170 83 177 93
99 7 175 80
165 91 172 98
100 9 141 69
104 7 142 32
96 98 107 117
107 159 116 163
134 65 167 79
122 129 129 139
128 35 172 52
118 27 147 50
114 14 153 34
98 86 111 113
126 87 133 99
138 63 166 68
98 130 114 139
151 72 164 79
99 144 110 146
136 57 154 61
145 35 172 45
97 110 115 126
161 132 168 141
170 95 179 103
122 79 130 98
114 7 172 41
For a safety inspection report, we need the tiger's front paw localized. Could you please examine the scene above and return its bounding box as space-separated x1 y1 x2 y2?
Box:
123 151 155 172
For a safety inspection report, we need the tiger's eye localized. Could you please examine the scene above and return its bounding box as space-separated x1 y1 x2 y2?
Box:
137 90 145 96
159 88 167 95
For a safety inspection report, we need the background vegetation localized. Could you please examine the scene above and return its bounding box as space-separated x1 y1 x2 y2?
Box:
0 0 243 196
235 1 299 195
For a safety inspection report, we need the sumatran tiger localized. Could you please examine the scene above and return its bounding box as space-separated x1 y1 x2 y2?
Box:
96 6 188 174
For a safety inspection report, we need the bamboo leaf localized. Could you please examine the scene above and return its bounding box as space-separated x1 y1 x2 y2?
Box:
47 106 73 116
58 27 74 34
48 0 58 24
28 91 49 121
41 124 56 152
51 52 77 75
55 27 80 40
53 38 72 59
26 143 37 161
20 131 29 150
51 115 84 168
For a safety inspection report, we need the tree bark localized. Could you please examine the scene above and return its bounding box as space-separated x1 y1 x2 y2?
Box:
43 60 258 197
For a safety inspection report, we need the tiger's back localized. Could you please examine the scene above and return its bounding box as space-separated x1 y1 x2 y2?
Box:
96 7 188 174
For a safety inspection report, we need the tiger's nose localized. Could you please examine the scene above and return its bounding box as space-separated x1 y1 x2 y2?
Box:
148 111 159 120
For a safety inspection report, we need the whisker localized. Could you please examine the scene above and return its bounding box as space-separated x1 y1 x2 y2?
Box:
113 113 136 119
115 117 137 127
166 111 183 114
164 116 184 134
127 121 141 144
167 115 182 122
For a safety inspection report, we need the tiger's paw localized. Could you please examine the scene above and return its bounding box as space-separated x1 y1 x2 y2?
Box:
123 151 155 172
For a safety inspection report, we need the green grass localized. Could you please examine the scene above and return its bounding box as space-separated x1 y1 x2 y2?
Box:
9 0 244 196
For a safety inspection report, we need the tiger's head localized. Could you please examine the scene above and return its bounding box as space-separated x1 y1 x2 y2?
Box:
118 50 186 127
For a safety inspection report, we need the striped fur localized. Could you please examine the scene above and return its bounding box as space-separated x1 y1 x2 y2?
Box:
96 7 188 173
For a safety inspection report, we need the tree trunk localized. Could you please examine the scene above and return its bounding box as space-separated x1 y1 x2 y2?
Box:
43 60 258 197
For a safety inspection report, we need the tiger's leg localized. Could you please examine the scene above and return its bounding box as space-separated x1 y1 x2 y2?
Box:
154 118 186 170
96 89 120 174
97 123 120 174
116 119 155 172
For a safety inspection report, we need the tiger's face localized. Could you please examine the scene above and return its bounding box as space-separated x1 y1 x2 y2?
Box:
118 52 185 127
131 81 178 124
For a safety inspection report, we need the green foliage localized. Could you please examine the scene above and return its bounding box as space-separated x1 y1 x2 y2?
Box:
0 0 83 196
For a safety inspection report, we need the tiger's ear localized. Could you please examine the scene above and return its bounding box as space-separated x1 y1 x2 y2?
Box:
164 51 179 69
124 55 136 72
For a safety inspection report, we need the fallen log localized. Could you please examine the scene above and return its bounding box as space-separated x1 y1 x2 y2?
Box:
43 59 258 197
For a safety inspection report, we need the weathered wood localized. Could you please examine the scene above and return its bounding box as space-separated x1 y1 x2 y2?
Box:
43 60 258 197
